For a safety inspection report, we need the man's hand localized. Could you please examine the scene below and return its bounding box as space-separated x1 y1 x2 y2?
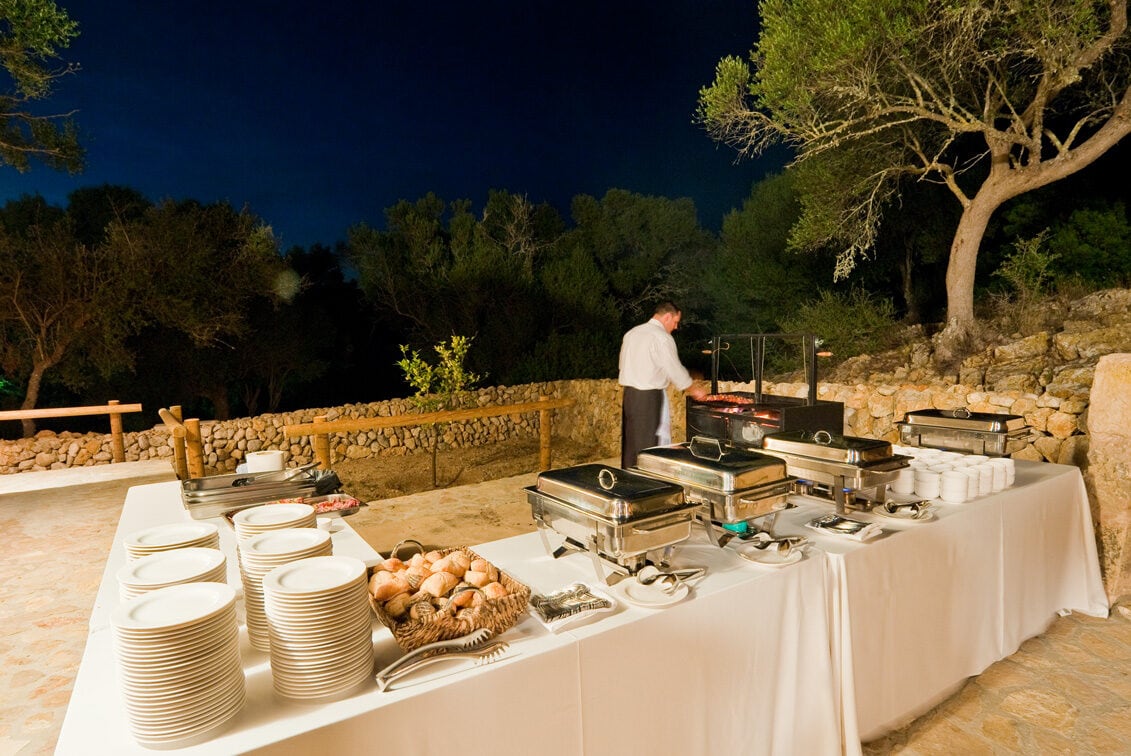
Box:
685 381 708 401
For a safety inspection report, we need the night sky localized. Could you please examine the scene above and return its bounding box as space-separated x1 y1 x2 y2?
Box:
0 1 777 251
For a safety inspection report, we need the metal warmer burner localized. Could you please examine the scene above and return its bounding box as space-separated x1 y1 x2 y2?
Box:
687 333 844 448
759 430 911 514
525 464 700 585
632 437 794 546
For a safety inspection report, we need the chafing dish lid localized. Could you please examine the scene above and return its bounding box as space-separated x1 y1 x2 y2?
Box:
533 464 687 521
900 408 1026 433
761 429 893 465
633 438 788 492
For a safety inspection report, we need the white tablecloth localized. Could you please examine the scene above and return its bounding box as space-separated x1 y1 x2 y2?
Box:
58 482 843 755
772 459 1108 744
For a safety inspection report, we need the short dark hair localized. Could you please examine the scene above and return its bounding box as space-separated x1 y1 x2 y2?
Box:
654 301 680 317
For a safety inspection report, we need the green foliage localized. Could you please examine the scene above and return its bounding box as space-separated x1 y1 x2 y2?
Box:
994 231 1059 299
1046 204 1131 286
778 287 900 363
396 335 482 413
0 0 82 171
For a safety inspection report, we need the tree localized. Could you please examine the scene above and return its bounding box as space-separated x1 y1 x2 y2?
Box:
0 0 82 172
699 0 1131 363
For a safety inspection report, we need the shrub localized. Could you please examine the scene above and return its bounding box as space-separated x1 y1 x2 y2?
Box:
778 287 899 363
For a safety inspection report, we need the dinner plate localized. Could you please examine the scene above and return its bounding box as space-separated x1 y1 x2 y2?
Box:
112 583 236 632
613 579 689 608
232 503 315 528
261 556 366 596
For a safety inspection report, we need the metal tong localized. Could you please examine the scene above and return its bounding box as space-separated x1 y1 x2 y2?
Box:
881 500 930 516
736 532 809 555
230 461 317 487
374 628 493 687
375 637 509 691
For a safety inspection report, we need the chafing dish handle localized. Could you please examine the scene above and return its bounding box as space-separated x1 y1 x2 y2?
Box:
689 436 725 462
631 519 682 535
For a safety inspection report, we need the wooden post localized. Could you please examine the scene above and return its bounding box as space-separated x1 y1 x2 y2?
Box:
539 395 552 471
185 418 205 478
171 425 189 481
108 399 126 463
313 415 331 469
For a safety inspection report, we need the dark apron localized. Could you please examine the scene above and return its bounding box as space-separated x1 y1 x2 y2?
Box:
621 386 663 468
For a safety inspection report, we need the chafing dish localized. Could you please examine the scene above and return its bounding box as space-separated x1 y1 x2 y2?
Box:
897 408 1030 456
759 430 910 513
633 437 794 546
526 464 698 584
181 465 341 520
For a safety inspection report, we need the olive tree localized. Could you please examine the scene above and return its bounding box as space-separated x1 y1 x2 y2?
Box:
0 0 83 171
698 0 1131 363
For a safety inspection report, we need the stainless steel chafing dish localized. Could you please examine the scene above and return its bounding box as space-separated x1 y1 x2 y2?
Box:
525 463 698 584
180 465 341 520
632 437 793 546
897 408 1031 456
759 430 910 513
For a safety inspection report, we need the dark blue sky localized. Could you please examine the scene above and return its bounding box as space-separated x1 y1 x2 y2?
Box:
0 1 778 251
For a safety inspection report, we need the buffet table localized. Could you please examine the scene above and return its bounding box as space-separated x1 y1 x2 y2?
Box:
772 459 1108 743
57 481 843 755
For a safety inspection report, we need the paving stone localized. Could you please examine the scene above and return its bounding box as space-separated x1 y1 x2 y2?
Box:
999 687 1078 731
980 713 1023 750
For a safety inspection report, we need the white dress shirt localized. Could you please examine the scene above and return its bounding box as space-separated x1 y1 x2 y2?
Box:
618 318 694 391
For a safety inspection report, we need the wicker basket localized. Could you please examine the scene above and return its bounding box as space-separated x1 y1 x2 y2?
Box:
368 541 531 652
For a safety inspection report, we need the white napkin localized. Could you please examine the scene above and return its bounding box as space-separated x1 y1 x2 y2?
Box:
805 514 883 542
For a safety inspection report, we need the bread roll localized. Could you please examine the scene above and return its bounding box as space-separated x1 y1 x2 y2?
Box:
375 557 405 572
463 569 491 588
424 550 445 564
469 559 498 583
448 552 471 575
409 598 438 620
431 555 467 578
482 581 508 600
383 591 414 620
448 586 478 608
371 573 412 601
408 553 426 568
419 570 459 598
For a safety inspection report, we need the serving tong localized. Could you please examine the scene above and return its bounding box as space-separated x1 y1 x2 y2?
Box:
374 628 496 690
375 639 510 692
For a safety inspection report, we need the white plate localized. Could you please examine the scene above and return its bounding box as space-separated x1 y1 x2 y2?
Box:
242 528 330 556
112 583 236 632
733 544 804 567
261 556 367 595
118 548 226 587
613 579 689 608
232 503 315 528
125 522 219 549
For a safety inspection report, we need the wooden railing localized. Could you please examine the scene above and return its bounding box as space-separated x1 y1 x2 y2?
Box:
0 400 143 463
158 406 204 481
283 396 576 472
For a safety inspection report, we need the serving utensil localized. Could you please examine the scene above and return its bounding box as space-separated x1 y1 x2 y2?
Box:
373 627 493 685
375 640 510 691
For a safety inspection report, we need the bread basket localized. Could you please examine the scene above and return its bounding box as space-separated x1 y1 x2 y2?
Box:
368 539 531 652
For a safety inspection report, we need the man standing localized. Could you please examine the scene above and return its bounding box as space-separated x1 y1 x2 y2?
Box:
618 301 706 468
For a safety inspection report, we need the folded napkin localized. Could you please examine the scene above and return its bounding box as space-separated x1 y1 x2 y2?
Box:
805 514 883 542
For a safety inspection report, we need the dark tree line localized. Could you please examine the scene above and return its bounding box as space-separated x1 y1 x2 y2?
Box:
3 152 1130 439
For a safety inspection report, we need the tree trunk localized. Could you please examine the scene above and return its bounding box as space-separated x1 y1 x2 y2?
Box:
935 190 1001 368
899 245 920 323
18 362 47 438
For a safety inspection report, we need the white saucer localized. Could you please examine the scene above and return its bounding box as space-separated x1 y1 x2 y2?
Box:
613 579 689 608
733 544 804 567
872 506 937 524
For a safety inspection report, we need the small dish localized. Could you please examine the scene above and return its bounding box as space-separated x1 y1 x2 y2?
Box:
613 579 689 608
733 544 804 567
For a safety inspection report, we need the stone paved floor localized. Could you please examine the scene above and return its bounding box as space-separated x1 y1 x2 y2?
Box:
2 462 1129 755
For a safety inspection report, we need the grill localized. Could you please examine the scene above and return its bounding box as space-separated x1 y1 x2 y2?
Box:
633 437 793 546
759 430 910 513
525 464 699 584
897 408 1031 456
686 333 844 448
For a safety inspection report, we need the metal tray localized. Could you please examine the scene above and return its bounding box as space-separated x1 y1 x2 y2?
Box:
761 430 893 465
533 464 687 522
900 408 1026 433
633 438 788 493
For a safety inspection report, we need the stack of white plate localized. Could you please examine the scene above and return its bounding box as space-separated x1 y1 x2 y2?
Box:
231 503 317 543
239 528 333 652
262 555 374 701
123 521 220 561
111 582 245 749
116 547 227 601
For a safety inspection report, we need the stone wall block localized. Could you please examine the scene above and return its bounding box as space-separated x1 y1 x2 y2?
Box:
1033 435 1063 462
1046 412 1079 440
